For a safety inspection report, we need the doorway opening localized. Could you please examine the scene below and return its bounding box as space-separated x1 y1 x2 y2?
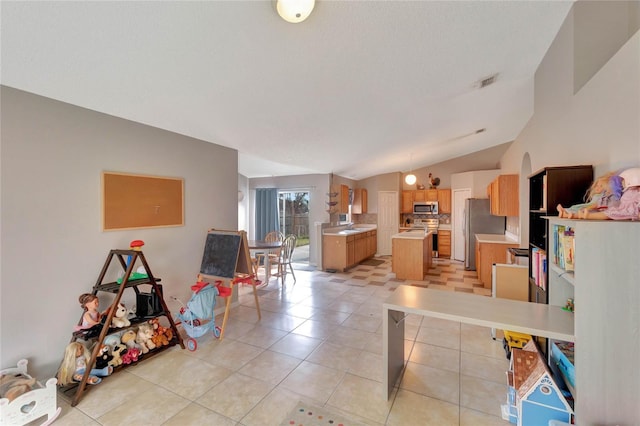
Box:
278 190 310 263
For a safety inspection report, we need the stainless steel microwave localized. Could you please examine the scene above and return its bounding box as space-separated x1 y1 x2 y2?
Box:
413 201 438 215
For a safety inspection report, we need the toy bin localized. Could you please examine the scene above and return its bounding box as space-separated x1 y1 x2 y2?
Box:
551 340 575 393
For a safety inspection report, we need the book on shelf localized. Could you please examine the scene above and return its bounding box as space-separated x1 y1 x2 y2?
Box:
553 224 574 271
531 247 547 289
562 233 575 272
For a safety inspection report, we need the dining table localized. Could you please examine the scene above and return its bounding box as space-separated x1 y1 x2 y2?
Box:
248 239 282 283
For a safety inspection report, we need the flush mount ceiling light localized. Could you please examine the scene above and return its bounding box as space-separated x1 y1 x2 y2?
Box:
276 0 315 23
404 153 416 185
405 173 417 185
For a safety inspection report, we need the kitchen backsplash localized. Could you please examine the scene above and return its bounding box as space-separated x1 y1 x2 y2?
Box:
352 213 378 225
402 214 451 225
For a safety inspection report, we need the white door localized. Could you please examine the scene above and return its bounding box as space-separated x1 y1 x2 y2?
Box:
453 188 471 261
377 191 399 256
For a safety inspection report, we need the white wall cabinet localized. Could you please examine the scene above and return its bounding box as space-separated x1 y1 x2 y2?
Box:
547 217 639 425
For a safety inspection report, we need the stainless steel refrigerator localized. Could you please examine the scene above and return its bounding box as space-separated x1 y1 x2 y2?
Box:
464 198 506 270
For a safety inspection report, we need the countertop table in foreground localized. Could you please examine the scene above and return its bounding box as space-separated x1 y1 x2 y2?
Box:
382 285 575 399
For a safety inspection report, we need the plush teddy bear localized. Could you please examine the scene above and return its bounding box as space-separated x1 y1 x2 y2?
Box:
135 322 156 354
110 302 131 328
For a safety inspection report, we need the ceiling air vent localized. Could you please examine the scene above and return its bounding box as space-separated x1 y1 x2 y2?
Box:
479 74 498 88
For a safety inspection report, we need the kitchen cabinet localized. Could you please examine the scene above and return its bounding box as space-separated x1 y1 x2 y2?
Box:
413 189 438 202
323 234 354 271
488 174 519 216
352 188 368 214
402 191 413 213
475 236 519 289
438 230 451 258
329 184 350 214
322 229 376 272
367 230 377 256
437 189 451 214
425 189 438 201
354 233 367 263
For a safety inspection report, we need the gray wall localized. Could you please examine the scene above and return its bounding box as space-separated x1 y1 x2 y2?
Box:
1 87 238 378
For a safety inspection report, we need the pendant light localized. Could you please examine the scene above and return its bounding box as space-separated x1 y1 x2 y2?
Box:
405 154 416 185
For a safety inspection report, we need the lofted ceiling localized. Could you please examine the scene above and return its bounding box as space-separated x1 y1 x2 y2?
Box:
1 1 574 180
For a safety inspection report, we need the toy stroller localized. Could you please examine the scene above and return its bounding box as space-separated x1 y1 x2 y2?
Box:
173 281 230 351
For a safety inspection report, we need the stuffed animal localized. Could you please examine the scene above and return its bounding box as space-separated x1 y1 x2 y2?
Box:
148 318 169 348
94 344 114 370
0 374 37 402
109 343 127 367
110 303 131 328
135 322 156 354
120 329 138 350
121 347 140 365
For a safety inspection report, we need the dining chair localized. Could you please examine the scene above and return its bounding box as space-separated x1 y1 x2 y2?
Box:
254 231 284 279
271 234 297 283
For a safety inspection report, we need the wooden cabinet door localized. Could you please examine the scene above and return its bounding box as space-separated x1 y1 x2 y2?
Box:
368 231 377 257
340 184 350 214
347 236 355 267
488 175 519 216
413 190 426 201
426 189 438 201
352 189 368 214
402 191 414 213
438 230 451 258
323 235 347 270
354 234 367 263
437 189 451 214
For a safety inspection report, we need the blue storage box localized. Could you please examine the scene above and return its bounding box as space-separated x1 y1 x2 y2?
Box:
551 341 575 390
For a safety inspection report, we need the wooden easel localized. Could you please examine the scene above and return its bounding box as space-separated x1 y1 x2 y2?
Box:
199 229 261 339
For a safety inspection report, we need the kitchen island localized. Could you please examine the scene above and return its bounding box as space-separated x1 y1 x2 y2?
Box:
391 229 432 280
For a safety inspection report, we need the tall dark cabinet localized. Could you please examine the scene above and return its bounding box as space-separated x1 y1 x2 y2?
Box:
527 166 593 304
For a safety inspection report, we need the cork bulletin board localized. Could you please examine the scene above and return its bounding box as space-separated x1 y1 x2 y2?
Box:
102 171 184 231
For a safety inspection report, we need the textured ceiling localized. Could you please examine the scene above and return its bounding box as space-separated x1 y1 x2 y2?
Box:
1 1 574 179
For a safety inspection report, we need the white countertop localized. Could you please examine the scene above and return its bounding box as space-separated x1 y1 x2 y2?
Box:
438 224 451 231
384 285 574 341
323 225 377 236
475 233 518 244
391 229 432 239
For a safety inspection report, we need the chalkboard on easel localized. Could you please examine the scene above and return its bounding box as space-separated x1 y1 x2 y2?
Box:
199 229 252 279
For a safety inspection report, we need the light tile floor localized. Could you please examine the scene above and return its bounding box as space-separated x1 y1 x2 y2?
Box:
54 257 511 425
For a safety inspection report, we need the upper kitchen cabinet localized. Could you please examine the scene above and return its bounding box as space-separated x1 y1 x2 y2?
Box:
329 184 350 214
352 188 368 214
437 189 451 214
414 189 437 201
402 191 413 213
426 189 438 201
488 174 519 216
